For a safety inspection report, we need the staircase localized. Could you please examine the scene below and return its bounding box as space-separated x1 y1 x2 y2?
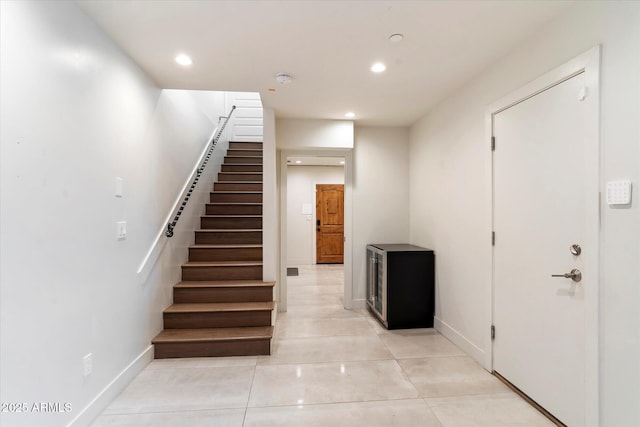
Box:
152 141 275 358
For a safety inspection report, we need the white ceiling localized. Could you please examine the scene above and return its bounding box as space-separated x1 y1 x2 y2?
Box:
77 0 575 126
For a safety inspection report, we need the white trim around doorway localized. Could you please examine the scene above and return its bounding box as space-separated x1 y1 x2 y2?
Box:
278 149 354 313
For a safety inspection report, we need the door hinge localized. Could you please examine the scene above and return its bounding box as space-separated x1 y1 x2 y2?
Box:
492 231 495 246
491 136 496 151
491 325 496 340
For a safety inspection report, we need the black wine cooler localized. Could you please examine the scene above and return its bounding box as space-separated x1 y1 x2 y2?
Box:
366 244 435 329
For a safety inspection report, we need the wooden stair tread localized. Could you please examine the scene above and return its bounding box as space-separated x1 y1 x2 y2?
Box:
216 181 262 186
210 191 262 194
183 261 262 267
201 215 262 218
207 203 263 205
189 244 263 248
153 326 273 343
175 280 275 288
196 229 261 232
165 301 275 313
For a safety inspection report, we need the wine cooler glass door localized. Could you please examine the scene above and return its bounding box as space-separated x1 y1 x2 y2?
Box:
374 251 384 314
367 246 386 322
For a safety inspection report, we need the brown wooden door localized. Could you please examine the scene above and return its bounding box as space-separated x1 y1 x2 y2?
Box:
316 184 344 264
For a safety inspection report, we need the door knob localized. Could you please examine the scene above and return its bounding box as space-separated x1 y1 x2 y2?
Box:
551 268 582 282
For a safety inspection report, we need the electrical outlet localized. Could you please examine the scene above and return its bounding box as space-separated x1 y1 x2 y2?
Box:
116 221 127 239
83 353 92 377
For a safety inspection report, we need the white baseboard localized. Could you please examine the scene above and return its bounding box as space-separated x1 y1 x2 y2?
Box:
67 346 154 427
434 316 489 370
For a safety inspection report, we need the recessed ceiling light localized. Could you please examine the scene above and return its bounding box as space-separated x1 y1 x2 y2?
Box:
389 33 404 43
345 112 355 118
175 53 192 66
295 160 302 164
339 160 345 165
371 62 386 73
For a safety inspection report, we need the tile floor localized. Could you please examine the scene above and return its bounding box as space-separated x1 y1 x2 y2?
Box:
92 265 554 426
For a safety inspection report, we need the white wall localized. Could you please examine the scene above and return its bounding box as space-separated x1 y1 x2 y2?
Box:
0 2 228 425
352 127 410 304
286 166 345 265
263 107 278 284
226 91 264 142
276 119 354 150
409 2 640 425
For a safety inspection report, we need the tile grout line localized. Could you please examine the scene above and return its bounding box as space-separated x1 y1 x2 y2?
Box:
244 396 434 410
242 363 258 426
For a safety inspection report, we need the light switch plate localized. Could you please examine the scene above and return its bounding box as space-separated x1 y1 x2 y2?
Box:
606 180 632 205
117 221 127 239
115 177 124 198
83 353 93 377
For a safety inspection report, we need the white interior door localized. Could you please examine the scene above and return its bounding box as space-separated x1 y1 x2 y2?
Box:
493 71 596 426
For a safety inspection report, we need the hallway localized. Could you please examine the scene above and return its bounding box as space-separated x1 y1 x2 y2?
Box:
92 265 553 426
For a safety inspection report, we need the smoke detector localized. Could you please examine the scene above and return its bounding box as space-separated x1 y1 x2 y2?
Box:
276 73 293 84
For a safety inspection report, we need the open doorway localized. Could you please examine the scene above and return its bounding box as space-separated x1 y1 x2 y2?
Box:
279 151 353 313
285 156 344 266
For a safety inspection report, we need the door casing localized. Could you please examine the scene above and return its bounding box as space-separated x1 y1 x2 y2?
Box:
278 149 354 312
486 46 601 426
